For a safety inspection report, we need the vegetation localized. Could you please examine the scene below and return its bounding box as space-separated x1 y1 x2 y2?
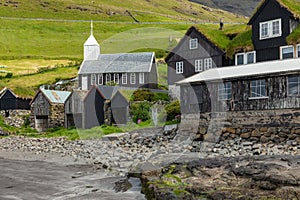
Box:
130 101 152 123
165 100 181 122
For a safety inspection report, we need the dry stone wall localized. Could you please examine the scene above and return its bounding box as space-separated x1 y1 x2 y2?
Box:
181 109 300 145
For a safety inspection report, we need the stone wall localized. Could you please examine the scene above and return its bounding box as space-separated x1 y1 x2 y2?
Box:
0 110 31 128
181 109 300 144
168 85 180 101
49 104 65 129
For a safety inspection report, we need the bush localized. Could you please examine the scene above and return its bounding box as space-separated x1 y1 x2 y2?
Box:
130 101 151 123
152 92 170 101
131 89 154 101
165 100 181 121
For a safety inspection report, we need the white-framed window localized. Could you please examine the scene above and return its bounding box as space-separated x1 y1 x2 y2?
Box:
235 51 256 65
130 73 136 84
91 74 96 85
114 74 119 84
195 59 203 72
250 79 267 98
122 73 127 84
139 73 144 84
189 38 198 49
297 44 300 58
288 75 300 96
218 82 232 100
98 74 103 85
259 18 282 40
204 58 212 70
105 74 111 83
280 45 294 59
176 61 183 74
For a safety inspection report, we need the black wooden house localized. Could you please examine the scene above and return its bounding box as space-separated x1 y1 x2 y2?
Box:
0 88 31 111
248 0 300 62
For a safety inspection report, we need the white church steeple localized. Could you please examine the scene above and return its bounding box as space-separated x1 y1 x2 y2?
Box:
84 20 100 60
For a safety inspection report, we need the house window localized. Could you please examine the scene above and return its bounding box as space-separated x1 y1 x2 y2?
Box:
297 45 300 58
204 58 212 70
130 73 136 84
114 74 119 84
189 38 198 49
259 18 282 40
105 74 111 83
139 73 144 84
218 82 232 100
250 79 267 98
288 76 300 96
195 59 203 72
91 74 96 85
176 61 183 74
235 51 256 65
122 73 127 84
98 74 103 85
280 45 294 59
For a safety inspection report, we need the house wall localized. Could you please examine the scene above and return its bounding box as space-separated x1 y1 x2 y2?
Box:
0 90 17 110
111 92 129 125
180 72 300 114
251 0 294 62
181 109 300 144
167 27 226 86
64 92 84 128
84 87 105 129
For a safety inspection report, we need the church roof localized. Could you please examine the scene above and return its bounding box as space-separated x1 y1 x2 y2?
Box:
84 34 99 46
78 52 155 74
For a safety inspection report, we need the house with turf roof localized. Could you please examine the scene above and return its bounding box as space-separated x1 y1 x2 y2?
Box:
77 22 158 91
30 89 71 132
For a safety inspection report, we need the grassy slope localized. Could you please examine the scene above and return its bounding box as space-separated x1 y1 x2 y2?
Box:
0 0 247 97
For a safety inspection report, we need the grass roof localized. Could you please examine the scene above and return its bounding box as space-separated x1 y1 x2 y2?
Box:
194 23 252 57
278 0 300 19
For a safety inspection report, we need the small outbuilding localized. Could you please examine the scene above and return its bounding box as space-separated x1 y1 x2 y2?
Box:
0 87 31 112
30 89 71 132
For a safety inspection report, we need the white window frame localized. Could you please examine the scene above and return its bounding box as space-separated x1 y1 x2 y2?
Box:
249 79 268 99
98 74 103 85
195 59 203 72
189 38 198 49
91 74 96 85
122 73 127 84
218 82 232 100
139 73 144 84
297 44 300 58
105 74 111 83
235 51 256 65
130 73 136 84
176 61 183 74
259 18 282 40
114 74 119 84
287 75 300 96
204 58 212 70
280 45 294 60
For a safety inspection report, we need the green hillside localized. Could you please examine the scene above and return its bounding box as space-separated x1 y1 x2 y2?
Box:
0 0 247 97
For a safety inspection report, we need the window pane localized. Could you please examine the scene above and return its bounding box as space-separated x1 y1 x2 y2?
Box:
282 46 294 59
297 46 300 57
247 52 254 64
261 23 269 38
189 38 198 49
237 54 244 65
218 82 232 100
251 79 266 98
288 76 300 95
272 20 280 35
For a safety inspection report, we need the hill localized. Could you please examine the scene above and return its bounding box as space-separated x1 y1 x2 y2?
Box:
0 0 248 97
190 0 261 17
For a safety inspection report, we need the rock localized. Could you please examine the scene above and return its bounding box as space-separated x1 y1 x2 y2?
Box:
241 132 251 139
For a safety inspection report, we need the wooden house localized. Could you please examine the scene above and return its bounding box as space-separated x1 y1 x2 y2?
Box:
178 58 300 114
248 0 300 62
65 85 129 129
30 89 71 132
165 26 232 99
0 88 31 112
77 25 158 91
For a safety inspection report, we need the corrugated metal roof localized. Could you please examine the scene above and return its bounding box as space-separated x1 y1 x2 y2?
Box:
71 89 88 100
78 52 154 74
41 89 71 104
177 58 300 84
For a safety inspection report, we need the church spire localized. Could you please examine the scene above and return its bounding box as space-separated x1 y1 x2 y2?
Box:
90 20 93 35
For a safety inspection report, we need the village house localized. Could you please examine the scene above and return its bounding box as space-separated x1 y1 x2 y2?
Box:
0 87 31 112
65 85 129 129
30 89 71 132
165 26 233 99
77 23 158 91
175 0 300 143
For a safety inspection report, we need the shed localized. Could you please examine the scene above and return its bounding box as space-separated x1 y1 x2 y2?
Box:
30 89 71 132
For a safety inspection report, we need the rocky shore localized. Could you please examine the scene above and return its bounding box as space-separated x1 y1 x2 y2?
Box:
0 125 299 199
